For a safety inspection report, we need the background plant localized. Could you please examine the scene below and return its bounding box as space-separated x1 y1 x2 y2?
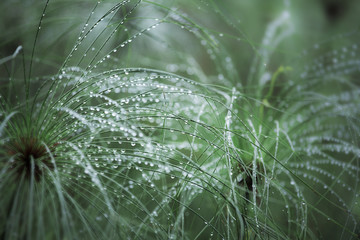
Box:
0 0 359 239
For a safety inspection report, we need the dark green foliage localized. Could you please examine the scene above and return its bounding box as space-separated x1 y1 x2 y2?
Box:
0 0 359 239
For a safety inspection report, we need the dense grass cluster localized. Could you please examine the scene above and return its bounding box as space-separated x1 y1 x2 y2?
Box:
0 0 359 239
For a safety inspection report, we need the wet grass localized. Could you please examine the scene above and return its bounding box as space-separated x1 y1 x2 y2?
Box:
0 0 359 239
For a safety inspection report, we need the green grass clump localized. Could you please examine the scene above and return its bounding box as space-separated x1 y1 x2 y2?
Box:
0 0 359 239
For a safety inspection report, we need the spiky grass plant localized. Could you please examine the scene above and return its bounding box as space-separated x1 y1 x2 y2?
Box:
1 0 360 239
204 5 360 238
0 1 243 239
